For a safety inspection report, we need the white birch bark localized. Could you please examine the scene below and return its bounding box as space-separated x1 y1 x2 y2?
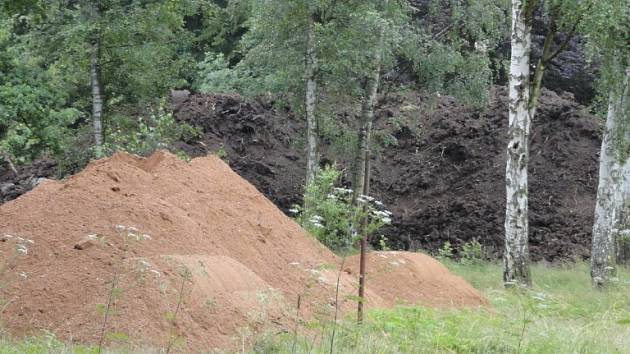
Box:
305 11 318 186
504 0 532 287
90 39 104 155
592 68 630 285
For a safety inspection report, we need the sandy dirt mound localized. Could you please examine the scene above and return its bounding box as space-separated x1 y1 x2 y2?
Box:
0 151 486 351
348 252 487 308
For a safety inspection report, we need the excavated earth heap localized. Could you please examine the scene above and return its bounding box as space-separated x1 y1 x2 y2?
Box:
0 151 487 351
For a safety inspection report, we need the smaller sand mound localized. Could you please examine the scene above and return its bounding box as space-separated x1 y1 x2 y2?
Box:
0 151 487 351
349 251 487 308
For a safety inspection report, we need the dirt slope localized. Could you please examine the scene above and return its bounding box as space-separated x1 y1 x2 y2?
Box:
171 88 600 261
0 151 486 351
1 87 600 261
373 87 599 260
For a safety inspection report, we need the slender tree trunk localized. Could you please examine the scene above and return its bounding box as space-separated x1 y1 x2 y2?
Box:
353 85 377 202
356 0 388 324
90 37 104 156
353 7 386 202
357 153 371 323
305 11 318 186
592 68 630 285
504 0 532 287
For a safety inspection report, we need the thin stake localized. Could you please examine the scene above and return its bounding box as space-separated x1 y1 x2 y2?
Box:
357 147 371 324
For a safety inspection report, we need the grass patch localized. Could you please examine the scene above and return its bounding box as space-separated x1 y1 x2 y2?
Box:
0 334 96 353
256 261 630 353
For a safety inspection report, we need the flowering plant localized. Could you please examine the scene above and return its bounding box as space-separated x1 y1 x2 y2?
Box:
292 165 392 252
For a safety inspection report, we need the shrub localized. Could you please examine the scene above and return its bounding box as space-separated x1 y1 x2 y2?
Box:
461 238 484 264
292 165 391 253
195 52 242 94
101 100 200 158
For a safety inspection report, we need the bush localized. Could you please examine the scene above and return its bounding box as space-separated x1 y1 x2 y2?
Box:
101 100 200 158
292 165 391 253
195 52 242 94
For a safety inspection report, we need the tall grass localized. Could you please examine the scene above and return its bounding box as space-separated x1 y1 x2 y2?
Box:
255 261 630 354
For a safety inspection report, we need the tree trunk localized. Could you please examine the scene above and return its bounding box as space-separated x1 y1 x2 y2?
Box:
353 9 385 202
616 172 630 266
305 12 318 186
504 0 532 287
592 68 630 284
90 37 104 156
356 0 388 324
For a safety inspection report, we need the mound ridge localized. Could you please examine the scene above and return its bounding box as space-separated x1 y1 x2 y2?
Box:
0 151 486 351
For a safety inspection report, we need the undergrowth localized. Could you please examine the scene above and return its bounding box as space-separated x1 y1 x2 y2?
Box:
254 261 630 354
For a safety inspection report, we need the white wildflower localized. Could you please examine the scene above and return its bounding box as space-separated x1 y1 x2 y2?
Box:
288 208 299 214
19 272 28 279
333 187 352 194
382 217 392 225
141 234 152 240
16 244 28 255
374 200 384 206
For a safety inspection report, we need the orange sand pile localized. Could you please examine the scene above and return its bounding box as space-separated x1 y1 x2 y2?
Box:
0 151 487 351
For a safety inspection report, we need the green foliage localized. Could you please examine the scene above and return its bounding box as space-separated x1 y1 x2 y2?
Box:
101 101 200 158
0 334 98 354
0 18 81 163
401 0 508 107
258 261 630 353
294 165 391 252
580 0 630 159
186 0 251 62
195 52 242 93
437 241 454 259
460 238 484 265
1 0 197 165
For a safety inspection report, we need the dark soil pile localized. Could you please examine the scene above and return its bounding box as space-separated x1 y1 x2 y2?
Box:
0 158 56 204
0 151 486 351
0 87 601 261
372 88 599 260
172 87 600 261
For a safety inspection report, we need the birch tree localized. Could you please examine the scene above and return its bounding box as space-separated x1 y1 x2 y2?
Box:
3 0 193 160
591 69 630 286
585 0 630 286
87 1 104 155
305 4 319 186
504 0 587 287
356 0 390 323
504 0 534 287
240 1 352 188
